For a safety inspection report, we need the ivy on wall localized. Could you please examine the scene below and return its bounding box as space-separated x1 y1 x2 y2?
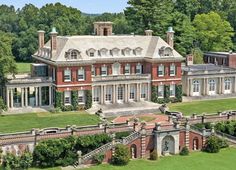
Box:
151 84 182 104
71 90 78 110
175 85 183 102
85 90 92 109
55 91 63 108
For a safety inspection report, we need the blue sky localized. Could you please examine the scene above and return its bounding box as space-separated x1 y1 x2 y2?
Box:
0 0 129 13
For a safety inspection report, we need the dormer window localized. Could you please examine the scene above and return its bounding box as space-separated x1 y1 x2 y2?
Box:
123 48 132 56
65 49 81 60
111 48 120 56
159 46 173 57
99 48 108 57
87 48 96 57
71 51 78 59
134 47 143 56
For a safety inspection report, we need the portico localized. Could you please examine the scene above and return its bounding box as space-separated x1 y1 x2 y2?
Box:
5 75 53 110
92 74 151 105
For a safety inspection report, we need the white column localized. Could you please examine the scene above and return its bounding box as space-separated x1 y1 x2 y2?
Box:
124 84 128 103
206 78 209 95
25 87 28 107
6 88 9 108
10 89 13 108
127 84 130 102
113 85 116 104
221 77 224 94
189 79 193 96
136 83 140 102
21 88 24 107
49 86 52 106
186 78 190 96
103 85 106 104
147 82 150 101
101 85 104 104
39 87 42 106
35 87 38 106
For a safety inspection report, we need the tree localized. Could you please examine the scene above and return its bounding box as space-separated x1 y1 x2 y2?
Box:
112 144 130 165
0 31 17 84
192 48 203 64
125 0 174 36
204 135 220 153
193 12 234 52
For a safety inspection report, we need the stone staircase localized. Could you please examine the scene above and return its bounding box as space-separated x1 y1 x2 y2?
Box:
73 131 141 168
183 93 236 102
216 131 236 146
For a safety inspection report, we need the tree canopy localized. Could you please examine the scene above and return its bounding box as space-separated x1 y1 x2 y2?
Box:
0 1 236 62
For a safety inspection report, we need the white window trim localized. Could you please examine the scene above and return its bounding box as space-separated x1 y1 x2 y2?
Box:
78 68 85 81
158 85 164 98
136 63 142 75
170 64 176 76
125 64 130 75
78 91 85 104
64 69 71 82
158 65 164 77
64 91 71 105
170 84 176 97
101 65 108 76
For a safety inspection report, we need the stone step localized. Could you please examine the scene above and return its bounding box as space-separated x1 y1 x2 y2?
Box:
104 108 161 117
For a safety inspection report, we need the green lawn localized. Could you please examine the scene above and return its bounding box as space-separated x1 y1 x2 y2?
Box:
84 147 236 170
169 98 236 116
16 62 31 73
0 112 100 133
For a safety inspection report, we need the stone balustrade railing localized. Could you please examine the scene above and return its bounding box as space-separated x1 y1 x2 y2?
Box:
92 74 151 82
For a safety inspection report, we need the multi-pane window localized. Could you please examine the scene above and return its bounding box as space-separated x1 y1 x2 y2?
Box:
78 68 85 81
225 78 231 91
89 52 94 57
71 51 77 59
130 85 135 99
170 64 176 76
141 84 147 99
209 79 216 92
136 63 142 74
91 66 95 76
64 91 71 105
78 91 84 104
125 64 130 75
193 80 200 92
105 86 112 102
118 86 124 100
158 85 164 98
101 66 107 76
170 84 175 97
158 65 164 77
64 69 71 82
93 87 100 102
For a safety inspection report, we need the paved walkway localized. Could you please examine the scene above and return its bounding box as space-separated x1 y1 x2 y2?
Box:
87 101 161 117
4 106 52 115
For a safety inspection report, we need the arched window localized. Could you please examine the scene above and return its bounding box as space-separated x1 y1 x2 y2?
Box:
130 144 137 159
209 79 216 92
193 137 199 150
225 78 231 91
71 51 78 59
123 48 132 56
99 48 108 57
134 47 143 56
193 80 200 93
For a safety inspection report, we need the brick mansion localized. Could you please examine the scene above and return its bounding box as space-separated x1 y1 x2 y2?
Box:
1 22 236 111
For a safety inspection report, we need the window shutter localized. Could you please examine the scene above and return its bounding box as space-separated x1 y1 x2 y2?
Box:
84 68 86 80
63 70 65 82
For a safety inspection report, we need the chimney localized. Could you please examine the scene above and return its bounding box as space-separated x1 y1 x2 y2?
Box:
167 27 175 48
50 27 58 57
94 22 113 36
145 30 153 36
186 54 194 66
37 30 45 49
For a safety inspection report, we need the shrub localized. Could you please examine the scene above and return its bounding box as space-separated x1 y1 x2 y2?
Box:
204 135 220 153
2 152 33 170
0 97 7 114
150 150 158 160
61 105 74 111
55 91 63 108
115 131 131 139
33 136 77 168
217 138 229 149
75 133 112 154
50 107 62 113
180 146 189 156
71 91 78 110
85 90 92 109
93 153 104 165
112 144 130 166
